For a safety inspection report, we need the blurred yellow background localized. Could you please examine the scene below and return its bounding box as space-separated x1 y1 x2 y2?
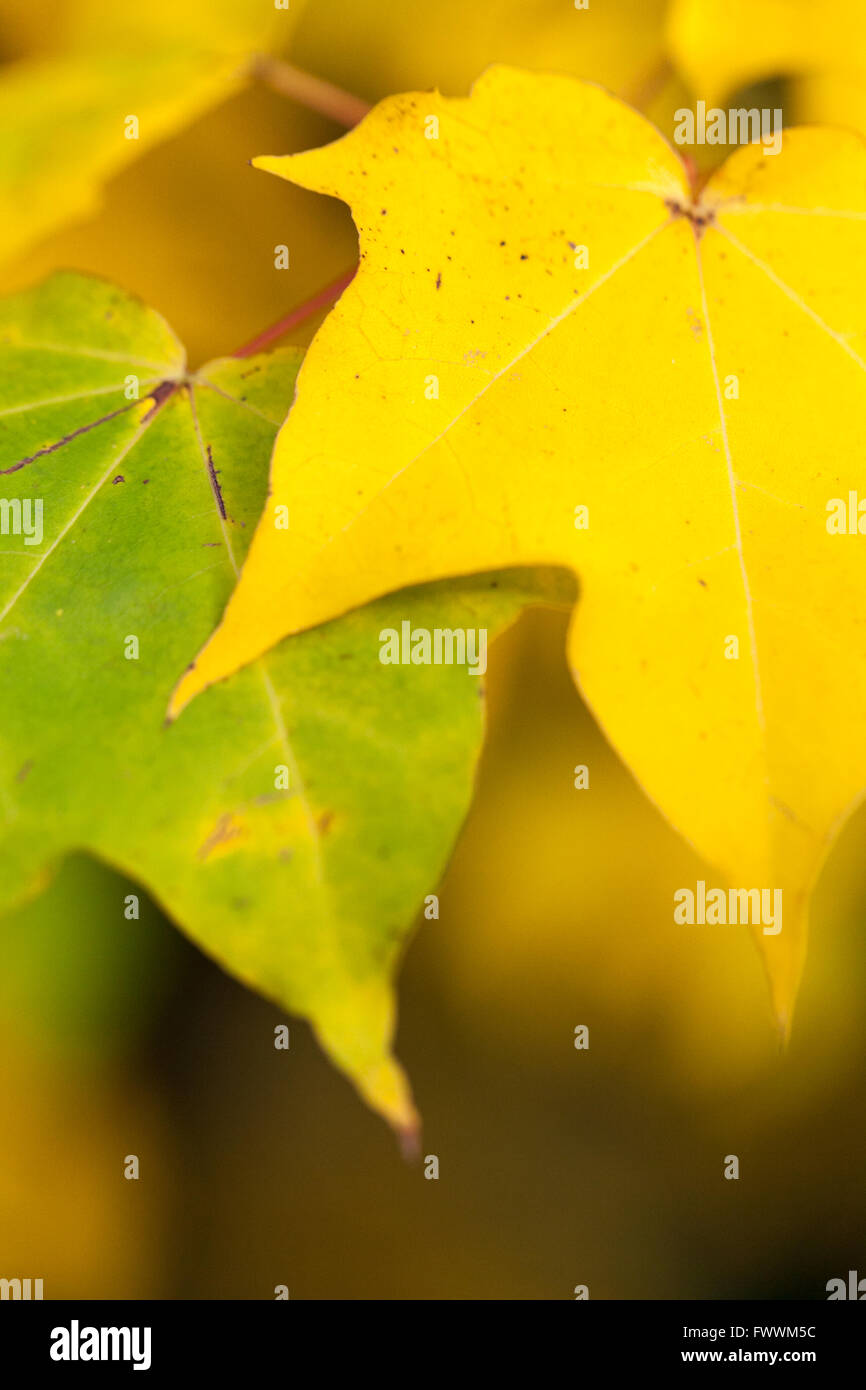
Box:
1 0 865 1299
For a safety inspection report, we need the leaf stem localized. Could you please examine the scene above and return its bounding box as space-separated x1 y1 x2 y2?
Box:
252 54 372 128
232 268 358 358
621 55 674 113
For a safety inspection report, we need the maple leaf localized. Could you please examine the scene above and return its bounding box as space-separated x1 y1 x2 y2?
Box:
171 67 866 1029
0 0 307 266
0 270 552 1131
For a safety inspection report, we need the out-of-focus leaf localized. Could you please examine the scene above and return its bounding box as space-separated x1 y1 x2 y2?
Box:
294 0 685 139
668 0 866 129
0 0 303 264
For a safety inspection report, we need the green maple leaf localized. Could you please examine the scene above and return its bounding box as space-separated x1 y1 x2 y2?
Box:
0 271 558 1132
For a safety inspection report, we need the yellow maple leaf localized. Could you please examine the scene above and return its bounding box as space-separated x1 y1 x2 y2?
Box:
170 68 866 1028
0 0 304 265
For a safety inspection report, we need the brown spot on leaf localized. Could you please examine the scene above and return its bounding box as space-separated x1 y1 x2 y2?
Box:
197 812 246 861
206 445 227 519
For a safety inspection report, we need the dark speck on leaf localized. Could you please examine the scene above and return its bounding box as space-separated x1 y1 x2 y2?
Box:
142 479 149 485
698 578 708 587
520 254 528 260
112 475 124 484
435 272 442 289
